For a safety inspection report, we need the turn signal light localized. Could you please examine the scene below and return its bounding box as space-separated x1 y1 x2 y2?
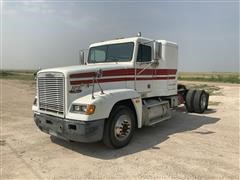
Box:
85 105 96 115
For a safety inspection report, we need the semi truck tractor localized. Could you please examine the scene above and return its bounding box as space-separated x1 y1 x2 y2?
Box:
32 36 209 148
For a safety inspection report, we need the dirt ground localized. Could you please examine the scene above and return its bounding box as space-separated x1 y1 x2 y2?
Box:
0 79 239 179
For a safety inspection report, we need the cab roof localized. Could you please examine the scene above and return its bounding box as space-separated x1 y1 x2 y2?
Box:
89 36 177 47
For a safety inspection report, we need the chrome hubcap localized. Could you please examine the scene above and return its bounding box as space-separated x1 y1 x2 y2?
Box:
114 114 131 141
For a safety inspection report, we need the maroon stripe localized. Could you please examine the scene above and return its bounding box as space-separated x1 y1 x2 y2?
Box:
70 76 175 85
70 72 95 78
153 69 177 75
69 68 177 78
137 76 176 81
103 69 133 76
71 77 132 85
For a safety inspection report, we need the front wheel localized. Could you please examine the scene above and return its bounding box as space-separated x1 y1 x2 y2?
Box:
103 105 136 148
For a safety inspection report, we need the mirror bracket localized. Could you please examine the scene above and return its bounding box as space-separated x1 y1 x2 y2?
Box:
79 50 86 65
151 59 159 65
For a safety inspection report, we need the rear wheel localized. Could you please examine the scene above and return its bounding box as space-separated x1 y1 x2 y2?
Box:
103 105 136 148
185 89 196 112
193 90 208 113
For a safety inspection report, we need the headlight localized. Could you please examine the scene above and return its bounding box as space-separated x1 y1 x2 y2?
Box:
71 104 95 115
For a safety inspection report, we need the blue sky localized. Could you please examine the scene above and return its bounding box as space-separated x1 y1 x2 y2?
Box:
1 0 239 72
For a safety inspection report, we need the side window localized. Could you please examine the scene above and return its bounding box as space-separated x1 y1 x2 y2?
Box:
90 47 106 62
137 44 152 62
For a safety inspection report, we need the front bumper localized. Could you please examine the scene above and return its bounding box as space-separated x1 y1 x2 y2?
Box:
34 113 105 143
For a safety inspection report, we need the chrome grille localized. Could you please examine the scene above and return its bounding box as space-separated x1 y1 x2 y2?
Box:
38 73 64 114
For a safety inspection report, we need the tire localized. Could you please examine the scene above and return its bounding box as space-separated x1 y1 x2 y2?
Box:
185 89 196 112
103 105 136 148
205 92 209 110
193 90 208 113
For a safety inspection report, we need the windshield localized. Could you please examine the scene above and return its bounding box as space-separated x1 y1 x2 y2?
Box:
88 42 134 63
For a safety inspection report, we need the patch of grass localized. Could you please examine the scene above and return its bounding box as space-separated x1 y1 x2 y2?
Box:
185 84 222 95
0 70 36 81
179 72 240 84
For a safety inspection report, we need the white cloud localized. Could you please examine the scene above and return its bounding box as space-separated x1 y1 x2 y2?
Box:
6 0 56 15
4 8 17 16
63 15 98 30
21 0 47 6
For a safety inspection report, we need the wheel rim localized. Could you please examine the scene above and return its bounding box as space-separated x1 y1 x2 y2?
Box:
200 94 207 110
114 114 132 141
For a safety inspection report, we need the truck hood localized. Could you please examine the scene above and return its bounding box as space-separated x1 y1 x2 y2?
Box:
38 63 133 77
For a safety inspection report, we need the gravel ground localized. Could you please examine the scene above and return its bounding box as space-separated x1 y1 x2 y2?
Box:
0 79 239 179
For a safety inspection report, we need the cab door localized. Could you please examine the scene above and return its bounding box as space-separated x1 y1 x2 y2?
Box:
135 43 153 94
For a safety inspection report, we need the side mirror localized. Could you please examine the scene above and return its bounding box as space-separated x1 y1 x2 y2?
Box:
153 41 162 60
79 50 85 65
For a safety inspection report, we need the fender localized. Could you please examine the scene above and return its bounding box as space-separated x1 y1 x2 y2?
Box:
66 89 143 128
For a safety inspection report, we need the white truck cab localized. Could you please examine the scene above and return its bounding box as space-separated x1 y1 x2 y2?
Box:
32 36 209 148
